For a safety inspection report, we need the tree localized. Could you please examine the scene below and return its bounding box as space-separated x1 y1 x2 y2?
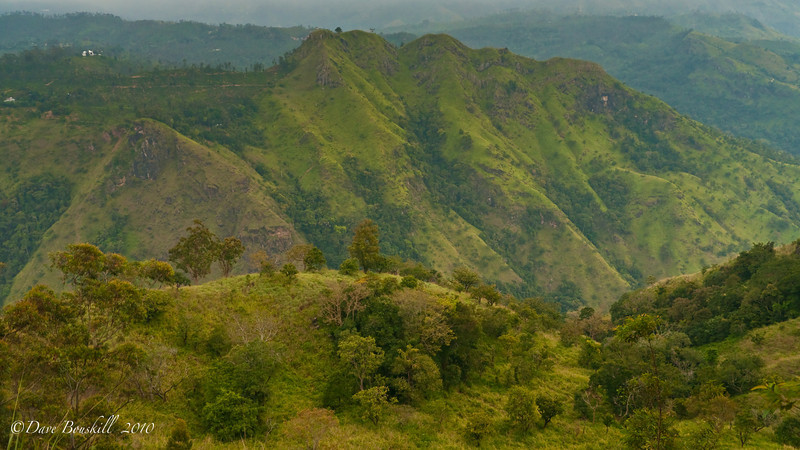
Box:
319 281 371 326
337 332 384 391
348 219 381 272
391 345 442 402
287 244 313 269
537 396 564 428
218 236 244 277
281 263 299 284
338 258 359 276
169 220 219 282
202 389 259 442
303 246 327 272
452 266 480 291
775 416 800 447
471 283 502 306
505 386 540 432
616 314 674 450
624 408 678 450
138 259 175 287
465 411 495 445
352 385 394 425
733 406 776 447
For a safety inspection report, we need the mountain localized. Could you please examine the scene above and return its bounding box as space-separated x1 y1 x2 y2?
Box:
0 12 310 69
4 31 800 309
412 12 800 155
8 12 800 157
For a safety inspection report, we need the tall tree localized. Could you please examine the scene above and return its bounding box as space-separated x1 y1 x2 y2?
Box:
348 219 381 272
218 236 245 277
617 314 675 450
337 332 384 391
169 219 219 282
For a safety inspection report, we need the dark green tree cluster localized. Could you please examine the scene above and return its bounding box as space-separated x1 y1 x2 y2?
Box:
315 262 563 435
571 312 781 449
169 219 245 282
611 241 800 345
0 244 175 448
0 174 72 303
195 339 285 441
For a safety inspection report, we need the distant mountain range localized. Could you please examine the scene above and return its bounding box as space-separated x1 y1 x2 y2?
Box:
5 11 800 156
3 30 800 309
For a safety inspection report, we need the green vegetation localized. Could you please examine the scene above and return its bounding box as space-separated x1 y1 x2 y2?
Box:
613 241 800 345
3 30 800 312
0 12 310 70
418 12 800 155
2 240 799 448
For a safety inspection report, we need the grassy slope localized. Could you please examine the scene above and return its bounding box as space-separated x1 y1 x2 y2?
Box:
3 116 297 300
421 13 800 155
75 269 789 448
5 32 800 309
250 30 800 307
115 271 621 449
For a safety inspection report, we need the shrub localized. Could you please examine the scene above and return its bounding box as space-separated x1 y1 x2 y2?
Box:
505 386 540 432
465 410 495 445
203 390 259 442
775 416 800 447
352 385 395 425
339 258 359 276
400 275 418 289
165 418 192 450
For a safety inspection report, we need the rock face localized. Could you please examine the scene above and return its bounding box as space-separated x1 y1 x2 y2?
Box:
129 125 173 181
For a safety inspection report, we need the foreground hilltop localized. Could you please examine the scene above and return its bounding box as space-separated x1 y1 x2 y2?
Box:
3 30 800 307
2 243 797 448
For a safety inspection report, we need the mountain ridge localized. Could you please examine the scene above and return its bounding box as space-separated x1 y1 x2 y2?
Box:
3 31 800 309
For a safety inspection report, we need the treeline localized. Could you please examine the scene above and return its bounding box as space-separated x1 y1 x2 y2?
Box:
565 311 783 448
0 218 569 448
2 219 800 447
0 174 72 302
611 241 800 345
0 12 308 70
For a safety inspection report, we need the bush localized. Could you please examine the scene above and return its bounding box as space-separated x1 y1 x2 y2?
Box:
465 410 495 445
505 386 540 432
165 418 192 450
537 397 564 428
303 246 327 272
339 258 359 276
400 275 418 289
352 385 395 425
203 390 260 442
775 416 800 447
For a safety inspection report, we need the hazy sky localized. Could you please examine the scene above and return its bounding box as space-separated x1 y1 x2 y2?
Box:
0 0 792 31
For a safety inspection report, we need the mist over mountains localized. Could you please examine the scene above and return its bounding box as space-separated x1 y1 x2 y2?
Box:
3 0 800 36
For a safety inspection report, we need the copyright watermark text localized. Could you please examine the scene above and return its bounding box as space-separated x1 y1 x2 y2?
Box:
10 415 154 435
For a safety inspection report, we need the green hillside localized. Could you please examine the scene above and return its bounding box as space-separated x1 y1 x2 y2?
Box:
8 12 800 155
1 243 797 448
420 12 800 155
4 31 800 309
